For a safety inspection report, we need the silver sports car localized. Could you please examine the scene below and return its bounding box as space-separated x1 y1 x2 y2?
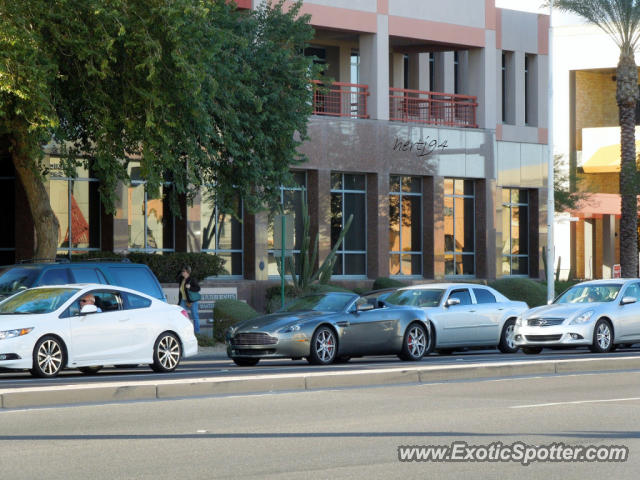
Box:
515 278 640 354
383 283 528 354
225 292 431 366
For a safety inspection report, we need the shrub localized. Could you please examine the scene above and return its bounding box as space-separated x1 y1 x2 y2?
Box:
372 277 408 290
69 251 226 282
213 299 259 343
489 278 547 307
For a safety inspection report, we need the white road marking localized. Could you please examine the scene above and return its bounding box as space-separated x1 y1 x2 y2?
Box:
511 397 640 409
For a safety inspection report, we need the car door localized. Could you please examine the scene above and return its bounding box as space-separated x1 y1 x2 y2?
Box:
468 288 503 343
338 298 398 355
68 290 134 364
430 288 478 346
613 282 640 342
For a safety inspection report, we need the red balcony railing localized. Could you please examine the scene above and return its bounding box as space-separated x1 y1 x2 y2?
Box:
312 81 370 119
389 88 478 128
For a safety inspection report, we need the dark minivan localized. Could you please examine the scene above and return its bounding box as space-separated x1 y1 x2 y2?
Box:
0 260 166 301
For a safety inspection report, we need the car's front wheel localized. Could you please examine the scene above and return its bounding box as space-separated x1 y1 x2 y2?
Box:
590 319 613 353
232 358 259 367
151 332 182 372
308 326 337 365
31 335 66 378
498 319 518 353
399 323 428 361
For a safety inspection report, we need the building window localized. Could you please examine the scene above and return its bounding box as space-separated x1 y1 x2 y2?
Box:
444 179 475 275
454 51 459 94
331 173 366 276
524 55 530 125
49 160 101 256
127 164 174 252
268 172 307 276
502 52 507 122
502 51 514 124
389 176 422 276
502 188 529 275
199 193 243 276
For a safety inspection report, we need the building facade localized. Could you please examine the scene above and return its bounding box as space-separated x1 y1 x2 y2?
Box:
1 0 550 310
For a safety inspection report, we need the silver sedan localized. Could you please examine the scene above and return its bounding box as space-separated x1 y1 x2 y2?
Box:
514 278 640 354
383 283 528 354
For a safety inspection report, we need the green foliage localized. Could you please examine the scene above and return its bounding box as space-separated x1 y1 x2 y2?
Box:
213 299 259 342
489 278 548 308
69 251 226 283
0 0 320 256
372 277 409 290
285 199 353 294
554 154 587 212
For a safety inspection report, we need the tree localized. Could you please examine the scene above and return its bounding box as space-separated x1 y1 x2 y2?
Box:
551 0 640 277
554 154 587 212
0 0 318 259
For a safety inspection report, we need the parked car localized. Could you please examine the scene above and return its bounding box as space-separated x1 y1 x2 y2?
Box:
383 283 528 354
0 259 166 301
226 292 431 366
0 284 197 377
514 278 640 354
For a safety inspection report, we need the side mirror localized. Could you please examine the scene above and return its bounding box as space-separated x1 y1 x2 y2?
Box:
446 298 461 307
621 296 637 306
356 303 375 312
80 304 98 314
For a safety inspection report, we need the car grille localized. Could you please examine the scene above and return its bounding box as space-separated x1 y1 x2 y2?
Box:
233 349 277 356
527 318 564 327
525 334 562 342
231 333 278 346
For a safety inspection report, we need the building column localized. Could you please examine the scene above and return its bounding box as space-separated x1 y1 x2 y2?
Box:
468 31 497 130
112 181 129 253
359 16 389 120
434 52 455 93
390 52 404 88
594 217 603 279
339 46 351 83
408 53 430 92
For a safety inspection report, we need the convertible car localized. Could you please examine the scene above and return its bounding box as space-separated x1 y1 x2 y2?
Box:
225 292 431 366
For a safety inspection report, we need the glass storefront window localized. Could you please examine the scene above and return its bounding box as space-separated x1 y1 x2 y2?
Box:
502 188 529 275
331 172 366 276
199 192 243 276
268 172 306 277
444 178 475 276
389 175 422 276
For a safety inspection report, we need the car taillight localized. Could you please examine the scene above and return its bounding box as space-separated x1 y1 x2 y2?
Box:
180 309 190 319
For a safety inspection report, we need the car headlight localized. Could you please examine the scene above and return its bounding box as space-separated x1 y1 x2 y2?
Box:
278 324 301 333
569 310 594 325
0 328 33 340
515 316 523 327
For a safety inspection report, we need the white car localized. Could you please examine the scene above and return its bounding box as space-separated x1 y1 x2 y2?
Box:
514 278 640 354
0 284 198 377
383 283 528 354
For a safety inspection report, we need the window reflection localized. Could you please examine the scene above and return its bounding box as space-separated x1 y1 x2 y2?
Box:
389 175 422 275
502 188 529 275
199 192 243 276
331 172 366 276
444 179 474 275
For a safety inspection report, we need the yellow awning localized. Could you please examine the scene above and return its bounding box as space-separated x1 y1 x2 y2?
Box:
582 141 640 173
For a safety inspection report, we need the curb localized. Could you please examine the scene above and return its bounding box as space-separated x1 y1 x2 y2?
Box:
2 356 640 409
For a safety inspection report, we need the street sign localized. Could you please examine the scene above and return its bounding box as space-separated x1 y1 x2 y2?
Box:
613 264 621 278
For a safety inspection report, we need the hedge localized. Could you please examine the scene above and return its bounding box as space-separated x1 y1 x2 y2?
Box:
69 251 226 282
489 278 548 308
213 299 259 343
372 277 408 290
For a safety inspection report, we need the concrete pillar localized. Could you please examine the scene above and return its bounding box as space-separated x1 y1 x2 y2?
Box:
359 16 390 120
602 214 615 278
390 53 404 88
339 46 351 83
408 53 430 92
594 217 603 279
468 31 497 130
434 52 455 93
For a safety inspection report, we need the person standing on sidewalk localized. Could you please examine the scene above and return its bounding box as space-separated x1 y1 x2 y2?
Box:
178 265 201 334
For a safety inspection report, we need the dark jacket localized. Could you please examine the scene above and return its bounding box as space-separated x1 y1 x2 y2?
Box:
178 275 201 303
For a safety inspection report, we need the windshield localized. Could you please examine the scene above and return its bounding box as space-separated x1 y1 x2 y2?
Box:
0 267 40 297
282 294 356 313
555 284 620 304
0 288 78 314
385 289 444 307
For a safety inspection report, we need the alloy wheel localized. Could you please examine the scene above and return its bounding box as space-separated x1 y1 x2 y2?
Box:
157 335 181 370
314 329 336 363
37 339 63 376
596 322 611 350
407 325 427 358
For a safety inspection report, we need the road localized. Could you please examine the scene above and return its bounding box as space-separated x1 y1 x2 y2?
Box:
2 346 640 389
1 369 639 479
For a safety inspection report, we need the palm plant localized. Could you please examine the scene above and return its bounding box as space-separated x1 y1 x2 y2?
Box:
551 0 640 277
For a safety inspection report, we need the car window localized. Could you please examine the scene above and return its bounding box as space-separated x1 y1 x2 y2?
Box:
624 283 640 299
92 291 122 312
105 266 163 299
473 288 497 304
385 289 444 307
71 268 107 284
39 268 72 286
122 291 152 310
0 267 40 297
448 289 472 306
0 287 78 314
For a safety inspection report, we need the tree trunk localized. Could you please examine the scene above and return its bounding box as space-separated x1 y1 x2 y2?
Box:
9 128 60 260
616 50 639 278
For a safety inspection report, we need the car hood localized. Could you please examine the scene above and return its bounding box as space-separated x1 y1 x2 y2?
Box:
233 310 334 332
0 312 46 329
525 303 598 319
